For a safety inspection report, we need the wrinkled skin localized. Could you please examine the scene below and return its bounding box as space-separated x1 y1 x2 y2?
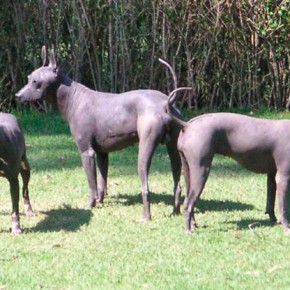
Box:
176 113 290 233
16 47 183 221
0 113 34 234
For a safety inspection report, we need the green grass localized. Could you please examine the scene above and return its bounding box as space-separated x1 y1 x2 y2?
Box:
1 109 290 289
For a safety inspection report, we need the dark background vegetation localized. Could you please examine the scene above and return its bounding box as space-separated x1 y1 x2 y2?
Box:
0 0 289 111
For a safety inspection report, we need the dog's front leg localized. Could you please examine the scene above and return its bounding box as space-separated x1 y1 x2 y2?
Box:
96 152 108 203
81 149 98 208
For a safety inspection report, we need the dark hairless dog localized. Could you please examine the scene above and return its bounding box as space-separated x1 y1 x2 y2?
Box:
168 97 290 232
0 113 34 234
16 46 189 222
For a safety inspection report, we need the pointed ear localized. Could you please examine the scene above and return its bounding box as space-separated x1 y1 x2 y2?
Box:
41 45 49 66
48 47 57 70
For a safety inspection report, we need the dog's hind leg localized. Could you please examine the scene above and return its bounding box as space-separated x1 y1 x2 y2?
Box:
180 152 189 206
180 152 198 229
8 176 22 234
137 118 162 222
184 157 212 233
166 139 182 215
275 171 290 232
137 142 159 222
266 173 277 224
20 152 34 217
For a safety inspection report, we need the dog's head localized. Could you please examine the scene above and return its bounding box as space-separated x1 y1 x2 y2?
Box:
16 46 61 102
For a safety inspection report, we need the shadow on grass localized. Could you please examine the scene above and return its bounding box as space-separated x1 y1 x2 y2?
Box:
113 193 254 212
229 212 290 230
196 198 255 213
228 218 275 230
32 204 93 233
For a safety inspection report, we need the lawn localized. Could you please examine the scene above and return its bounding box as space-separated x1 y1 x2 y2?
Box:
1 109 290 289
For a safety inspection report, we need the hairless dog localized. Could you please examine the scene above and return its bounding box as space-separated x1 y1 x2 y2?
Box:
16 46 189 222
0 113 34 234
168 95 290 232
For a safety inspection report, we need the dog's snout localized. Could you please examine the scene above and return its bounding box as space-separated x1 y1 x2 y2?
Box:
15 91 23 100
15 87 27 100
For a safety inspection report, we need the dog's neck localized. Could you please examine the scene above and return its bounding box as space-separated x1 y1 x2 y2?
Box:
55 75 95 122
53 74 75 121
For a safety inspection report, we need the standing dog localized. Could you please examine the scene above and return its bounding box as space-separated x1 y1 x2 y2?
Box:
0 113 34 234
16 46 187 221
167 104 290 232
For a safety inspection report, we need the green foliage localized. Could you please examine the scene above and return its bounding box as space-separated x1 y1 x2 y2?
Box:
0 110 290 288
0 1 289 110
251 0 290 39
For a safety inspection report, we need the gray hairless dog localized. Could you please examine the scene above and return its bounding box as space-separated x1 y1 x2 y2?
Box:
16 46 188 222
0 113 34 234
168 99 290 232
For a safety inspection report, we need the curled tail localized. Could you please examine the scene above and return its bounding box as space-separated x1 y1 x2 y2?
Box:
167 88 191 128
158 58 178 90
158 58 191 128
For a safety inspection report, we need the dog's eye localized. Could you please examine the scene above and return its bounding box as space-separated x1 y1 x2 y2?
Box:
33 80 42 89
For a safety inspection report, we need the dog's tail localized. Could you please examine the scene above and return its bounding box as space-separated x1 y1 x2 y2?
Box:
158 58 191 128
158 58 178 90
167 88 191 127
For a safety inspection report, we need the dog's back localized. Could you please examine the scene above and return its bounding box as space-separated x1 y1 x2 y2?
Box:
179 113 290 174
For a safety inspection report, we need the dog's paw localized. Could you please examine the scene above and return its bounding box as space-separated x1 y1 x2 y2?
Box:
11 224 23 235
136 216 151 224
